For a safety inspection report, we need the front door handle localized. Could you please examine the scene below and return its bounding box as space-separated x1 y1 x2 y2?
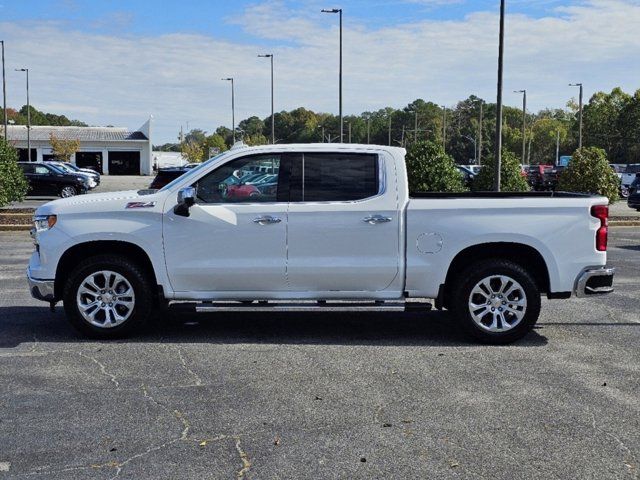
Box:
253 215 282 225
363 214 392 224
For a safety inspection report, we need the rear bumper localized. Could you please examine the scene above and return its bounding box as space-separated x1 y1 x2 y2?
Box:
26 268 55 302
574 267 615 298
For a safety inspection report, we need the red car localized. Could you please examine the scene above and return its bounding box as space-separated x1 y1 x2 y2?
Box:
223 175 261 200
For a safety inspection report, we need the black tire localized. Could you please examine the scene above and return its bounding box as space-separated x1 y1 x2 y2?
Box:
449 259 541 344
63 255 154 339
60 185 77 198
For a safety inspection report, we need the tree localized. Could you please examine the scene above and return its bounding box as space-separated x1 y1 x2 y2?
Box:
0 138 29 207
557 147 619 203
49 133 80 162
181 140 204 163
405 141 467 193
473 150 529 192
203 134 228 156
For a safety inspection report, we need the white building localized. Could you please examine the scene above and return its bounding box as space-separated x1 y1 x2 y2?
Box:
152 151 187 170
5 119 153 175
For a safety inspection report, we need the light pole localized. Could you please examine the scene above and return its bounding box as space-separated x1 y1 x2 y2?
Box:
1 40 6 141
463 135 477 163
15 68 30 161
514 89 526 165
494 0 505 191
367 117 370 144
321 8 343 143
222 77 235 144
347 121 352 143
441 106 447 152
569 83 583 149
478 101 483 166
388 115 392 146
555 129 560 166
258 54 274 144
414 110 418 142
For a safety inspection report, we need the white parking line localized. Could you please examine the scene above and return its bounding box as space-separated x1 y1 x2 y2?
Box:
0 462 10 472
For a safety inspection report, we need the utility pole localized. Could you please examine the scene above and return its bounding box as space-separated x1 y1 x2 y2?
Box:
258 54 275 144
514 89 526 165
442 106 447 153
478 102 483 166
1 40 6 141
222 77 235 143
15 68 30 161
569 83 583 149
321 8 343 143
494 0 505 191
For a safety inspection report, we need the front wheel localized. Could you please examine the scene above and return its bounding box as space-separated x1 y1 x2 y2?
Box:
450 259 541 344
63 255 154 338
60 186 77 198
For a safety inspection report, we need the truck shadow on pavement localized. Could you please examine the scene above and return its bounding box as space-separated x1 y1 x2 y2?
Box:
0 306 553 348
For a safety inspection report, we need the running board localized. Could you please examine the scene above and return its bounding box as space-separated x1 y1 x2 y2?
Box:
194 301 431 313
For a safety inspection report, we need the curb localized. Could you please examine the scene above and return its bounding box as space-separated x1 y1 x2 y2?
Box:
0 225 32 231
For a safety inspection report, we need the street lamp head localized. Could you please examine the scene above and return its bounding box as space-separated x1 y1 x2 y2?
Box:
258 54 273 58
321 8 341 13
222 77 233 81
15 68 27 72
514 90 525 93
569 83 582 87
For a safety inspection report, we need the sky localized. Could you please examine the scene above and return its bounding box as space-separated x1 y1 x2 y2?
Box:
1 0 639 143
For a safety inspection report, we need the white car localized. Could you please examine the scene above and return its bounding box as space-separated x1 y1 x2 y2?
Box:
27 143 614 344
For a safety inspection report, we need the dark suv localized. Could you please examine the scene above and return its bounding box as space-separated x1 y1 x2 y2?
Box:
18 162 89 197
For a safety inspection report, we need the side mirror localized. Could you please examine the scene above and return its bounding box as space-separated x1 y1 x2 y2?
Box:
174 186 196 217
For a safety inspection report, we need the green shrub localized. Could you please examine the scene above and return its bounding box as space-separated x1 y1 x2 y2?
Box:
0 138 29 207
557 147 619 203
473 149 529 192
405 141 467 193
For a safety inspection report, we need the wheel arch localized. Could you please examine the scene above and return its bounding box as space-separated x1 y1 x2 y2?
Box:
54 240 158 300
439 242 551 309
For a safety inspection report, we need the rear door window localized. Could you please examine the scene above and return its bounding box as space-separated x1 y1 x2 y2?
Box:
292 153 379 202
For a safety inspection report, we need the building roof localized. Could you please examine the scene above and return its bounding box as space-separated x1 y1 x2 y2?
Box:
5 125 148 142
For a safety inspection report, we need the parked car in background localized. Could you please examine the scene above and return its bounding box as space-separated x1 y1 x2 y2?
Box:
456 165 476 187
149 167 189 190
47 161 99 189
621 164 640 190
527 164 555 191
18 162 89 198
627 186 640 210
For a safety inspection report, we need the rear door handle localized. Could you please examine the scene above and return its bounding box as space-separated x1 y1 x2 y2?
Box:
363 215 392 224
253 215 281 225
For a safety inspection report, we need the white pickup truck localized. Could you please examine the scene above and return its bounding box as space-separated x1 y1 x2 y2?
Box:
27 143 615 344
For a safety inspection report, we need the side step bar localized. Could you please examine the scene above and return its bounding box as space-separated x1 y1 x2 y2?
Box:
194 301 431 313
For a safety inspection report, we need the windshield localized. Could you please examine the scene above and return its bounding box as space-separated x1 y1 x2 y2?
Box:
159 152 229 192
48 163 67 174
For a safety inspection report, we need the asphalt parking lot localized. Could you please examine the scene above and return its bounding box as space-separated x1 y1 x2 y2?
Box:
0 229 639 479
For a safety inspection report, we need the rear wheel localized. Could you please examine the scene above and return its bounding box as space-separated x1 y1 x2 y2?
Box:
63 255 154 338
450 259 541 344
60 186 77 198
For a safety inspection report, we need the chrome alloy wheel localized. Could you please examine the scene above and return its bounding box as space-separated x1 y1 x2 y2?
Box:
76 270 135 328
468 275 527 332
61 186 77 197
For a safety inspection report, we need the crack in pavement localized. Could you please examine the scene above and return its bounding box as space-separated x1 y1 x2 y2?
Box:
591 412 639 478
176 347 204 387
235 437 251 479
73 350 121 389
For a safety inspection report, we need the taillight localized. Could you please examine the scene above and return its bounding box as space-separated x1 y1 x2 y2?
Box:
591 205 608 251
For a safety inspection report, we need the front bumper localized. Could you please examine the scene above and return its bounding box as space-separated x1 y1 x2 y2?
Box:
574 267 615 298
27 268 55 302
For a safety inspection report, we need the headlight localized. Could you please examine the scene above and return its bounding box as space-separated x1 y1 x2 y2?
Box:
77 177 85 182
33 214 57 232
